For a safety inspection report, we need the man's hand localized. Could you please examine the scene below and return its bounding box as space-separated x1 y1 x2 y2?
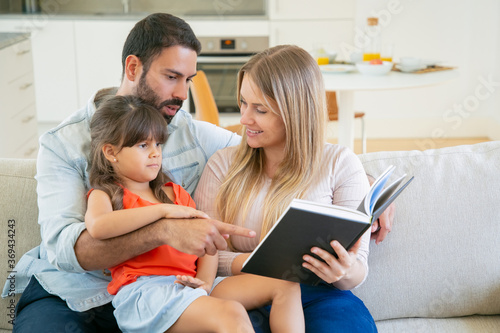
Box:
75 218 255 271
162 218 256 257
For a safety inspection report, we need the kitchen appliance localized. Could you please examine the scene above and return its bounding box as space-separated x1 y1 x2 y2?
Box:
190 36 269 114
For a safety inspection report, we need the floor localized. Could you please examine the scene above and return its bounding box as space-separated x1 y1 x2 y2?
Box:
327 137 492 155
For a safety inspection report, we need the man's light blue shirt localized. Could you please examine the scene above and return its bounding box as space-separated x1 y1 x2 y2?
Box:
1 89 241 311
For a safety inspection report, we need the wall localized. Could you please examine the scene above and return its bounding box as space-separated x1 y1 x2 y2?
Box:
489 8 500 139
351 0 500 143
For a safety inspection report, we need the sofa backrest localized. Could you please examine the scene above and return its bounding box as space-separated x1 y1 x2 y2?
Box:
354 141 500 321
0 159 39 332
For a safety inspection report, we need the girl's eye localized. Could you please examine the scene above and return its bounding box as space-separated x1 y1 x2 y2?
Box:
240 99 247 105
256 109 266 114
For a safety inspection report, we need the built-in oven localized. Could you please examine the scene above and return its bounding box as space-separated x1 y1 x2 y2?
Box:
190 36 269 114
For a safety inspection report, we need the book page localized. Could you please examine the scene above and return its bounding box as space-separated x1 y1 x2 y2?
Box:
292 199 368 220
371 176 414 222
357 165 395 215
372 174 406 214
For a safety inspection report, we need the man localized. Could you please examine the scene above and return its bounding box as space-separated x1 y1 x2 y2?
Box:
2 13 393 332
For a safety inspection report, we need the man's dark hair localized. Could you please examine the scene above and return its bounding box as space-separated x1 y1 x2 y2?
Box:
121 13 201 77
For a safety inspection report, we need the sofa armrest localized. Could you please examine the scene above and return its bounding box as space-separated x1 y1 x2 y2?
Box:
0 158 40 331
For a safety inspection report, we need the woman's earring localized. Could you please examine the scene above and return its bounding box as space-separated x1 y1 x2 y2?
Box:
113 158 117 162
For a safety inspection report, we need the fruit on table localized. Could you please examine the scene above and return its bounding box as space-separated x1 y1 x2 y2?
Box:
369 59 383 65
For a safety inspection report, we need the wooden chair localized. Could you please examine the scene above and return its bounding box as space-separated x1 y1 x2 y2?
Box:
326 91 367 153
190 70 243 134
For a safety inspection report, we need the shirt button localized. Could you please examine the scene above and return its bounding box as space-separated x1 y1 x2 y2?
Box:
182 182 185 187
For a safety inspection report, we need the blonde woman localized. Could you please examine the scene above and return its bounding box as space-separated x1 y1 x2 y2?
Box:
195 45 377 332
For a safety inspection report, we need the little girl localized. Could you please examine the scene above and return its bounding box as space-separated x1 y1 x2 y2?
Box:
86 95 304 333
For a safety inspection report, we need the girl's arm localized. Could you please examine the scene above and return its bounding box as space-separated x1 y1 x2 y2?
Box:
85 189 208 240
176 253 218 294
196 253 218 292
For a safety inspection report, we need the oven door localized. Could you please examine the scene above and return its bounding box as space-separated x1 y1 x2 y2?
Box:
191 55 252 114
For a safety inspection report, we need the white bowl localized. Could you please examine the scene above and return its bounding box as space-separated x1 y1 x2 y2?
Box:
355 61 393 75
396 64 426 73
398 57 423 72
400 57 421 68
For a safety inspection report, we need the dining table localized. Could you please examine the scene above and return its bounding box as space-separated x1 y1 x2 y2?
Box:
322 67 459 150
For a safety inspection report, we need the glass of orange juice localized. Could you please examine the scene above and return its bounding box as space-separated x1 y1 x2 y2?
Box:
381 43 394 62
313 43 332 65
363 53 381 61
316 56 329 65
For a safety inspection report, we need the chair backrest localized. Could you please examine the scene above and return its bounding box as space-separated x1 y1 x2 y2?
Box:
325 91 339 121
190 70 220 126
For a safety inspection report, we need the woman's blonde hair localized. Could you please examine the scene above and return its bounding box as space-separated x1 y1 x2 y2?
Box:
89 95 171 210
216 45 327 244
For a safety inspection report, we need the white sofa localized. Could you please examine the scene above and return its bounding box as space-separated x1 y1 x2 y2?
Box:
1 141 500 332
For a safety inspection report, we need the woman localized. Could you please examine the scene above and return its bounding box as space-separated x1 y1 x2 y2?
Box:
194 45 377 332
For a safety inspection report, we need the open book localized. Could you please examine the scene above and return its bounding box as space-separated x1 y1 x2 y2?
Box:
241 165 414 286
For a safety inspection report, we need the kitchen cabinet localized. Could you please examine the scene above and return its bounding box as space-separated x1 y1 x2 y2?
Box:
0 18 79 123
268 0 355 59
0 35 38 158
269 0 355 20
188 20 269 38
270 20 354 56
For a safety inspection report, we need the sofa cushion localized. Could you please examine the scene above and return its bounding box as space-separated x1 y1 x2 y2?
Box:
354 141 500 321
376 315 500 333
0 159 39 331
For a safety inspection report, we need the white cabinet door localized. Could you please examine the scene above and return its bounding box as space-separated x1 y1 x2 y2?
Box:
269 0 355 20
0 36 39 158
270 20 354 58
74 20 135 106
0 19 79 123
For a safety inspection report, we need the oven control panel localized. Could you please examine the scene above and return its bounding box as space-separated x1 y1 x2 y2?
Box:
198 36 269 55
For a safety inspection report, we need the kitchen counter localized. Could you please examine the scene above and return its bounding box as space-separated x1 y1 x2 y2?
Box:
0 32 29 50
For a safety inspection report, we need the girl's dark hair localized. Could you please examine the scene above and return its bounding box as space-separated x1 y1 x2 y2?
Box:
121 13 201 77
89 95 171 210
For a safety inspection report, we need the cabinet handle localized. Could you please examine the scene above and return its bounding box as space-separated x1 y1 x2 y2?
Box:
19 82 33 90
22 115 35 123
17 49 31 56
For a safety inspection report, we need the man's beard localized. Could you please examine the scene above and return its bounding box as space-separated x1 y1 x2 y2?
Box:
136 72 184 124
